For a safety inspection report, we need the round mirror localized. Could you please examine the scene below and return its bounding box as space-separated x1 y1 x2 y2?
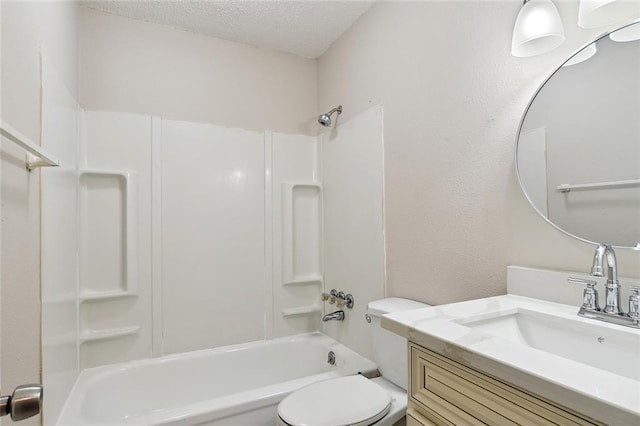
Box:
516 21 640 249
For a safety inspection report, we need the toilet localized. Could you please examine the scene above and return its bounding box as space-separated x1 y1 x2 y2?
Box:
277 297 430 426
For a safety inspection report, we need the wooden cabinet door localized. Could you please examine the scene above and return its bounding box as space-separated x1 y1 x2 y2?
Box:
408 343 600 426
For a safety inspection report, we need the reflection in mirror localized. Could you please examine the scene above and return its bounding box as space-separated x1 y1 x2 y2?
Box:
517 22 640 249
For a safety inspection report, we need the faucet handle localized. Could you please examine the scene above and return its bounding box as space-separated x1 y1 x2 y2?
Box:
629 286 640 319
568 277 597 287
329 289 338 304
568 277 600 311
344 294 354 309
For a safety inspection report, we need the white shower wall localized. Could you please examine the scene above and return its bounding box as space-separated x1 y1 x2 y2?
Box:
321 106 386 360
270 133 322 339
76 111 322 364
160 120 266 353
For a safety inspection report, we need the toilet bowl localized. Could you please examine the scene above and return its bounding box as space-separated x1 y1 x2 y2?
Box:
277 298 430 426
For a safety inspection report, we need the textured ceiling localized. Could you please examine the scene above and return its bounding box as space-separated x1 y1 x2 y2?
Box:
83 0 375 58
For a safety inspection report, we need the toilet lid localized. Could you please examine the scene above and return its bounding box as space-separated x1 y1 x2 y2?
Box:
278 375 391 426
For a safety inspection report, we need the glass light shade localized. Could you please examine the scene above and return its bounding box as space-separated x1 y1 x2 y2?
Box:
562 43 597 66
578 0 640 28
609 20 640 41
512 0 565 57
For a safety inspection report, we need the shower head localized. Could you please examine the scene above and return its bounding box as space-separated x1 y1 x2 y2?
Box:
318 105 342 127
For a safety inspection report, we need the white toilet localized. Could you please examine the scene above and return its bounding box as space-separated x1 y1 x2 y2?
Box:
277 297 430 426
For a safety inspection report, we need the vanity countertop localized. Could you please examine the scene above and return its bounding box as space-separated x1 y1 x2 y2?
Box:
382 294 640 426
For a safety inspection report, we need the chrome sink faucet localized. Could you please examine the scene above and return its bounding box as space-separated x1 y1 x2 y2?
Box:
570 243 639 329
591 243 622 314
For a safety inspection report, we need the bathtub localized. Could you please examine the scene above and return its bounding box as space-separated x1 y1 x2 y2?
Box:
57 333 377 425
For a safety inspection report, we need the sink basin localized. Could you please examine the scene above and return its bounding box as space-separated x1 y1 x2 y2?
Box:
459 308 640 381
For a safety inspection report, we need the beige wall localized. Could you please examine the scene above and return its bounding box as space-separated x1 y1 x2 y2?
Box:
79 8 318 136
1 2 79 425
317 0 640 306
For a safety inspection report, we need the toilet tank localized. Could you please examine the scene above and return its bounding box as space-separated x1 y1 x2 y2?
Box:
367 298 430 391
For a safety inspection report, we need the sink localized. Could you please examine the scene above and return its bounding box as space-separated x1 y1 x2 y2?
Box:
381 294 640 425
459 308 640 381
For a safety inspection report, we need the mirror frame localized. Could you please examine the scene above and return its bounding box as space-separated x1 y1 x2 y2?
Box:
515 21 640 250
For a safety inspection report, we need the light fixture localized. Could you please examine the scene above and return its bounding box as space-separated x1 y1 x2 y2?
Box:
512 0 566 57
562 43 598 66
578 0 640 29
609 20 640 41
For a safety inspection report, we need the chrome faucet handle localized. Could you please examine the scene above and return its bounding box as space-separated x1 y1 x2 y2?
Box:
329 289 338 304
344 294 354 309
629 286 640 319
336 291 346 307
568 277 600 310
568 277 597 286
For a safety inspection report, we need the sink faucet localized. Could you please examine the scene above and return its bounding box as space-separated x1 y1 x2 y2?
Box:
590 243 622 315
322 310 345 322
569 243 639 329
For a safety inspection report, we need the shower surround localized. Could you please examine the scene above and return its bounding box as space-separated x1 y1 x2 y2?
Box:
77 110 323 367
42 72 385 424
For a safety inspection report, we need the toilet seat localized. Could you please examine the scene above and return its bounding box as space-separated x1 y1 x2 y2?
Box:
278 375 392 426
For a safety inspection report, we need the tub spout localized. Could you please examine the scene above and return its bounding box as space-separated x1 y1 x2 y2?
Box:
322 310 345 322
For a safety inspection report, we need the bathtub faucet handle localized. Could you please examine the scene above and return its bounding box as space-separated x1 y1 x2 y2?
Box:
321 293 330 302
329 289 338 304
344 294 354 309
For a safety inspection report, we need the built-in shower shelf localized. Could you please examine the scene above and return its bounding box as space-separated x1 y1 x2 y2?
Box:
42 291 77 304
288 182 322 189
43 332 78 348
79 167 133 177
282 182 323 285
281 304 322 317
80 326 140 344
283 275 323 286
79 167 138 296
80 291 138 303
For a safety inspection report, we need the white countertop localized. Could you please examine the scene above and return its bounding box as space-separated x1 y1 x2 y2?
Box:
382 294 640 426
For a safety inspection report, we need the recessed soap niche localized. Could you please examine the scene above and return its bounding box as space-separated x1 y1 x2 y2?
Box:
281 182 323 317
79 169 137 297
79 169 139 367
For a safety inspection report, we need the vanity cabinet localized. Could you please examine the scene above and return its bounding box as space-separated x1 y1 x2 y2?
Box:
407 343 602 426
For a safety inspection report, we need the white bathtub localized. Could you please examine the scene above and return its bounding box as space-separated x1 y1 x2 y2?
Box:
57 333 377 425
